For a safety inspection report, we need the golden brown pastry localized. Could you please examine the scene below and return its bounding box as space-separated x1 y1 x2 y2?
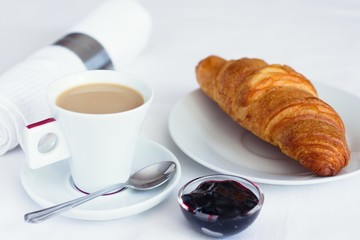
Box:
196 55 350 176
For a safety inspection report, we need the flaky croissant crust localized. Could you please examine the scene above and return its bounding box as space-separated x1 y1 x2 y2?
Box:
196 55 350 176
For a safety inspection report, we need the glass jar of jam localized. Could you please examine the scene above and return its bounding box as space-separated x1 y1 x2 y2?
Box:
178 174 264 238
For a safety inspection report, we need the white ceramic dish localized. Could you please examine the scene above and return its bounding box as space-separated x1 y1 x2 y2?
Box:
21 138 181 221
169 83 360 185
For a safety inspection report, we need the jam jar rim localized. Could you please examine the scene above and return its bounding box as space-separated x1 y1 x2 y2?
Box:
177 174 264 217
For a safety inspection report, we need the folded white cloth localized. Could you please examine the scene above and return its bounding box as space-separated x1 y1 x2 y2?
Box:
0 46 86 155
0 0 151 155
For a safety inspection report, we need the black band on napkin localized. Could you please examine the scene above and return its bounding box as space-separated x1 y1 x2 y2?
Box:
54 33 113 70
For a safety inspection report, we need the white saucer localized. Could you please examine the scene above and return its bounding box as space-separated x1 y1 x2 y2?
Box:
21 138 181 221
169 83 360 185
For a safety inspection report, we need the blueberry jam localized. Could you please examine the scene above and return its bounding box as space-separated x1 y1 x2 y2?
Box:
180 180 260 237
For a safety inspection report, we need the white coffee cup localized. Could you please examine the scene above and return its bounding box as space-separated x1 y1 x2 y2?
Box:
23 70 153 193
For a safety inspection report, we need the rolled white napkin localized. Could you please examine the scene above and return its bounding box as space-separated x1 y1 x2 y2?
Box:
0 46 86 155
0 0 151 155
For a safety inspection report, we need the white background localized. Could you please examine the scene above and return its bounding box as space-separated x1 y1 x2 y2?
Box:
0 0 360 239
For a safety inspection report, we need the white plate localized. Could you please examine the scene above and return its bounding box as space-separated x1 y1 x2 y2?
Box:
169 83 360 185
21 138 181 221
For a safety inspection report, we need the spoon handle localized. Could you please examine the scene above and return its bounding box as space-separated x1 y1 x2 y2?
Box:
24 183 126 223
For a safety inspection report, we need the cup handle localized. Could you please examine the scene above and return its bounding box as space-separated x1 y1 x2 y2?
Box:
22 118 70 169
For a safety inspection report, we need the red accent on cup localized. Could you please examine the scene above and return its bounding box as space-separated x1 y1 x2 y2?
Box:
27 118 56 129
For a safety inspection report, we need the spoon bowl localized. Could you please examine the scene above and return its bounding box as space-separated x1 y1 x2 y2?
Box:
129 160 176 190
24 161 177 223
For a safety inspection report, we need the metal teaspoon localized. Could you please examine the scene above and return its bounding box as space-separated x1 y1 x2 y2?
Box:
24 161 177 223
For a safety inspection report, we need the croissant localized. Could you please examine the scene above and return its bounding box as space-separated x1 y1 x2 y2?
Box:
196 55 350 176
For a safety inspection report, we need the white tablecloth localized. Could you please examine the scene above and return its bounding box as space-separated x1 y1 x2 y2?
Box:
1 0 360 239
